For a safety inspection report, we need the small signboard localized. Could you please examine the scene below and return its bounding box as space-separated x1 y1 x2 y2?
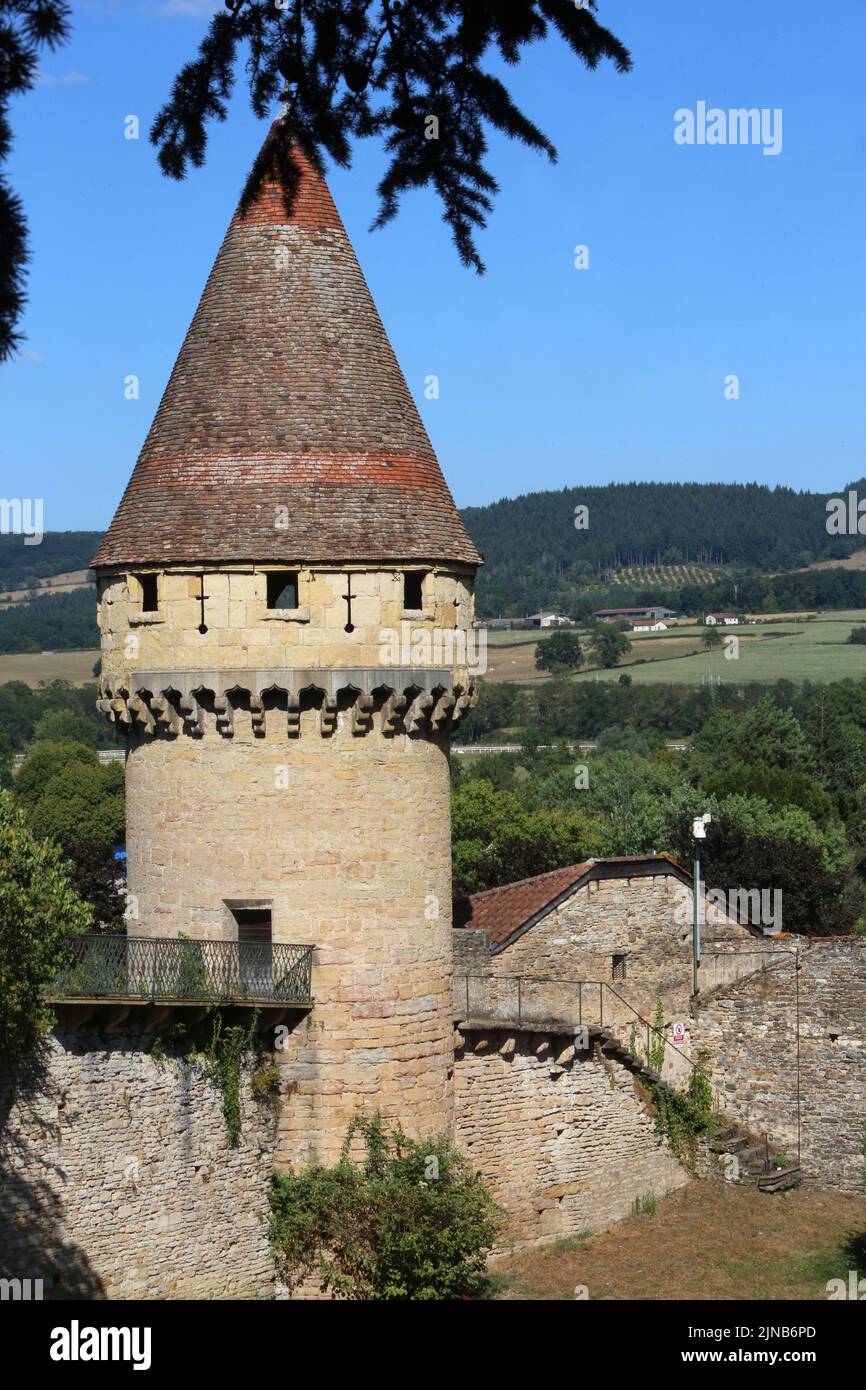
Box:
672 1022 686 1045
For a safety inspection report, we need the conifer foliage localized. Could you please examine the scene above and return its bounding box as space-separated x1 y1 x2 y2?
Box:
0 0 631 360
0 1 73 360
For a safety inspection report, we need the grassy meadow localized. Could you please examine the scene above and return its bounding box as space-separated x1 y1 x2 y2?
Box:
0 649 99 686
494 1183 866 1301
483 612 866 686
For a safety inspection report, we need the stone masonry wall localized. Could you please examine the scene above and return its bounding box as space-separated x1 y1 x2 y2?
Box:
124 723 456 1166
96 565 475 683
0 1025 277 1299
95 554 475 1165
453 1023 689 1251
454 872 772 1074
691 938 866 1192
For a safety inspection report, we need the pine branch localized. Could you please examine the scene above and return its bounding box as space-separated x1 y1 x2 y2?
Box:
0 0 632 359
149 0 631 270
0 1 73 362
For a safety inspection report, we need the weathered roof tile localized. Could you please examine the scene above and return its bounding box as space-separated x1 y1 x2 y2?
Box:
93 132 480 570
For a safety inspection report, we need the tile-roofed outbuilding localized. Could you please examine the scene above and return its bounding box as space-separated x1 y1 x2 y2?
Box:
93 126 481 571
455 854 688 950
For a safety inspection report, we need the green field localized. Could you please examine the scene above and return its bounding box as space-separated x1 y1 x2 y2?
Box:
572 613 866 685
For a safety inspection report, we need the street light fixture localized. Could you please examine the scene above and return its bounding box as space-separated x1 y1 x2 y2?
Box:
692 813 712 995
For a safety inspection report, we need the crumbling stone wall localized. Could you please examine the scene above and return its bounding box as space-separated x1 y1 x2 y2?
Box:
0 1026 277 1300
691 938 866 1192
453 1023 689 1250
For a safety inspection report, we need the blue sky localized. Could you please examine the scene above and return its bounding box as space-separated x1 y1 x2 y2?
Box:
2 0 865 530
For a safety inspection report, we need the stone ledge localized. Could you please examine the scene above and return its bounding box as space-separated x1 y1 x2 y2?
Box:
261 607 311 623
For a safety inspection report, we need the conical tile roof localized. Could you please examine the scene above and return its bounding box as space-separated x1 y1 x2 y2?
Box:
93 132 480 570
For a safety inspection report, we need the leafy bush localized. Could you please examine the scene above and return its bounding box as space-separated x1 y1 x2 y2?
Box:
535 630 582 671
0 789 92 1058
14 739 125 852
268 1113 504 1299
650 1061 715 1171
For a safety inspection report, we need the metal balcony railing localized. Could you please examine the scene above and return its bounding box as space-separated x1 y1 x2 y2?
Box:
54 935 314 1005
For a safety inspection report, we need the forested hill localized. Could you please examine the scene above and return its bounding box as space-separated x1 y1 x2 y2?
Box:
0 531 102 590
461 480 866 616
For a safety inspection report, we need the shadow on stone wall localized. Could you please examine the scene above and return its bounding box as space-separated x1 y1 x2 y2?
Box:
0 1042 105 1299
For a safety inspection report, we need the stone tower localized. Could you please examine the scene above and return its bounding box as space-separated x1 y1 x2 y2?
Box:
92 131 481 1163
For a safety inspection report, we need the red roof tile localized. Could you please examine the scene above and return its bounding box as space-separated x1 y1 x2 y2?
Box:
93 131 480 570
458 855 685 948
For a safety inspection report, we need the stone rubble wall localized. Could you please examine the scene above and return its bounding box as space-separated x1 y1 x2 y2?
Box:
0 1027 277 1300
453 1023 689 1251
691 938 866 1192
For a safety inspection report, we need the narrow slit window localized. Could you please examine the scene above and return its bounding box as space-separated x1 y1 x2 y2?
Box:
612 953 627 981
135 573 159 613
403 571 425 610
266 571 299 610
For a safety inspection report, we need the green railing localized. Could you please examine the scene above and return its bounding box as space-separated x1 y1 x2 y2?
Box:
54 935 314 1004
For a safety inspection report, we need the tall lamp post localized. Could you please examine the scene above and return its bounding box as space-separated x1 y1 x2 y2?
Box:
692 813 712 996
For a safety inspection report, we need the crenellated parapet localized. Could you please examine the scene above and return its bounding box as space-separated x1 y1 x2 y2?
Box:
97 667 476 740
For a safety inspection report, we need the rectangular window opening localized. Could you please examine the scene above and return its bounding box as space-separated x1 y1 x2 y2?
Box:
228 905 273 997
612 953 627 981
266 571 299 610
135 573 159 613
403 571 425 610
231 907 273 944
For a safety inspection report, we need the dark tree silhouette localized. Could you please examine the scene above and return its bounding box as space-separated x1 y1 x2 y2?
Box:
0 1 72 361
0 0 631 361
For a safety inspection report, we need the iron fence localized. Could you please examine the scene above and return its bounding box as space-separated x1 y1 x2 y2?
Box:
54 935 314 1004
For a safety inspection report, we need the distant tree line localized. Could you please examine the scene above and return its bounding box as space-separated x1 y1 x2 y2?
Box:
0 679 109 758
462 480 866 617
452 678 866 935
0 588 98 653
458 676 817 744
0 532 102 590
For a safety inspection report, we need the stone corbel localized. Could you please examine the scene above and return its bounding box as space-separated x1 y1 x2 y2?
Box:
111 696 132 728
128 695 155 735
249 695 266 736
351 693 374 736
452 692 473 726
321 696 338 737
96 697 116 722
405 692 433 735
381 691 406 735
151 695 180 735
430 692 455 733
287 694 301 738
180 693 204 736
213 695 234 738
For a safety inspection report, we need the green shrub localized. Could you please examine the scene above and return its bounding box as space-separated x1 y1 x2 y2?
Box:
202 1009 259 1146
0 789 92 1058
250 1061 281 1103
649 1061 715 1171
647 997 666 1074
268 1112 504 1299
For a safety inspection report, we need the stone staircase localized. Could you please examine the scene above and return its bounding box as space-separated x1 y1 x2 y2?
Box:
708 1123 801 1191
588 1026 801 1193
